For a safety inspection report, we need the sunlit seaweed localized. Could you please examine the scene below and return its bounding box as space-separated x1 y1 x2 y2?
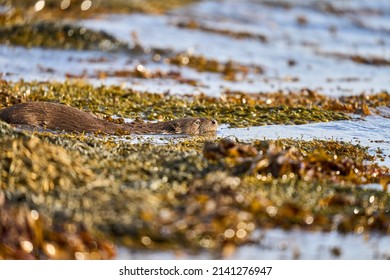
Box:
92 67 200 86
0 80 355 127
167 52 264 81
0 193 115 260
0 121 389 256
175 20 268 43
0 0 389 260
203 138 388 188
0 79 389 257
3 0 200 22
0 21 128 51
223 89 390 117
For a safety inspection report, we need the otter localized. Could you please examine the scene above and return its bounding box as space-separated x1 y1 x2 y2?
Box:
0 102 218 135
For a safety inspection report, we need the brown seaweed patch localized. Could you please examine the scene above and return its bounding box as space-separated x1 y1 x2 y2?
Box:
260 1 292 9
203 138 389 189
167 52 264 81
0 122 389 255
223 89 390 116
0 194 115 260
0 21 128 51
319 52 390 67
348 55 390 67
175 20 268 43
5 0 200 21
0 80 352 127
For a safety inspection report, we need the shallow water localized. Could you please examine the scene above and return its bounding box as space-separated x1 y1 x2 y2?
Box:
220 115 390 166
118 228 390 260
1 0 389 260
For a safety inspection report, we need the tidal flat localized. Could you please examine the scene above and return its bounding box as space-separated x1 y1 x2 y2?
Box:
0 0 389 259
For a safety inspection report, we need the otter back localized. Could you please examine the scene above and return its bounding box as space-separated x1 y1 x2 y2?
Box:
0 102 120 133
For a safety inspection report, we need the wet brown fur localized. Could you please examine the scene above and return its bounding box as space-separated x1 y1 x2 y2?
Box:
0 102 218 135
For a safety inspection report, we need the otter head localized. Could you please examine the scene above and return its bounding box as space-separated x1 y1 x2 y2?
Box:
169 117 218 135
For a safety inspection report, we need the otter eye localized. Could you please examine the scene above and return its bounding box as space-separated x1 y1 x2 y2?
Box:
195 119 201 125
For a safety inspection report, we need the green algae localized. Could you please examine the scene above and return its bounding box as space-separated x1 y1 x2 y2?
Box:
0 80 352 127
0 21 128 51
